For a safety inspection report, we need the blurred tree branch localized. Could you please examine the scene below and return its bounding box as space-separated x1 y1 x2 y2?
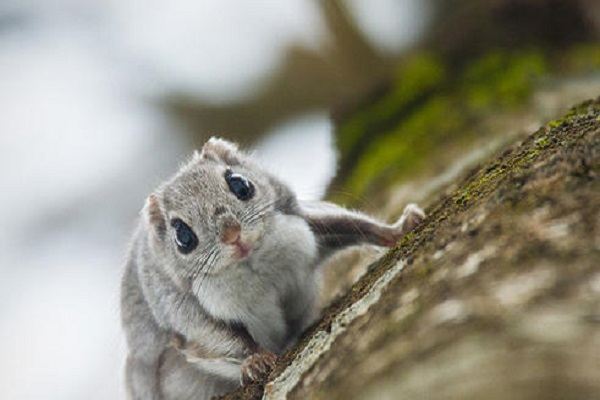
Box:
163 0 600 147
162 0 391 146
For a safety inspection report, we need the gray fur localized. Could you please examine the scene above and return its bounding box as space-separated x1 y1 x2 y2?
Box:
120 137 425 400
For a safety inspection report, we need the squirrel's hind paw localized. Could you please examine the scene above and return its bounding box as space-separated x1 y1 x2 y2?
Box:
241 351 278 385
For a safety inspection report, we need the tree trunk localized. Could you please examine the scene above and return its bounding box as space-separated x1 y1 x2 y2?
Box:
223 98 600 399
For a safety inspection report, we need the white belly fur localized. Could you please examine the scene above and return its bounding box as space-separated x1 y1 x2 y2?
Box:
197 214 318 352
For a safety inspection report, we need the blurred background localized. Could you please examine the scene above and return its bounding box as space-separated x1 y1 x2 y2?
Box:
0 1 598 399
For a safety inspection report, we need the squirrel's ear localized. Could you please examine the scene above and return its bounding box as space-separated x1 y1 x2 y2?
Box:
143 194 167 237
199 136 242 165
192 149 202 161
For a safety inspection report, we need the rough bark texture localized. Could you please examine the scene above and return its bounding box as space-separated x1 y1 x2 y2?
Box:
222 99 600 400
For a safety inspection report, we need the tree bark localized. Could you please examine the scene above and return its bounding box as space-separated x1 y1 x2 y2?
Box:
222 98 600 399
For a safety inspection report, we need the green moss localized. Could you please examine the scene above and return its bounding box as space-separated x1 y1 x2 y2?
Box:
454 163 508 206
337 54 446 156
334 50 550 203
332 48 596 205
547 119 563 129
344 95 463 195
461 51 547 111
398 231 415 248
390 54 446 106
545 99 595 130
451 100 600 211
534 137 550 149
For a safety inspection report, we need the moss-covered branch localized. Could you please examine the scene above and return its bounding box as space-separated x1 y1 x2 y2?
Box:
330 46 600 206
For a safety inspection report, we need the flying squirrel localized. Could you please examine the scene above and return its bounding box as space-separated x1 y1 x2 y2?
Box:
120 137 425 399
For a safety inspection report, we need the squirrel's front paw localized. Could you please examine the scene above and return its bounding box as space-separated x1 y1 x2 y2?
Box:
383 203 425 246
397 203 426 234
241 350 277 385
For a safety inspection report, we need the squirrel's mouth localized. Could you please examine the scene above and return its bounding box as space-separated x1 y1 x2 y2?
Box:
232 240 252 260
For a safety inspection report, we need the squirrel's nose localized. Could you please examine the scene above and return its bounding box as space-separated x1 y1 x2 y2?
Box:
221 221 241 244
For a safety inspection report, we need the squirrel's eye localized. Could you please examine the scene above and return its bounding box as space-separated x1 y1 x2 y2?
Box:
170 218 198 254
225 169 255 201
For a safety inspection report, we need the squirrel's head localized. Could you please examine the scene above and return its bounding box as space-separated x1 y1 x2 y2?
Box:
142 137 299 289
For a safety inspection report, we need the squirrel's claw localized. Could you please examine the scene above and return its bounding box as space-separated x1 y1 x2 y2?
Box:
241 350 278 385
